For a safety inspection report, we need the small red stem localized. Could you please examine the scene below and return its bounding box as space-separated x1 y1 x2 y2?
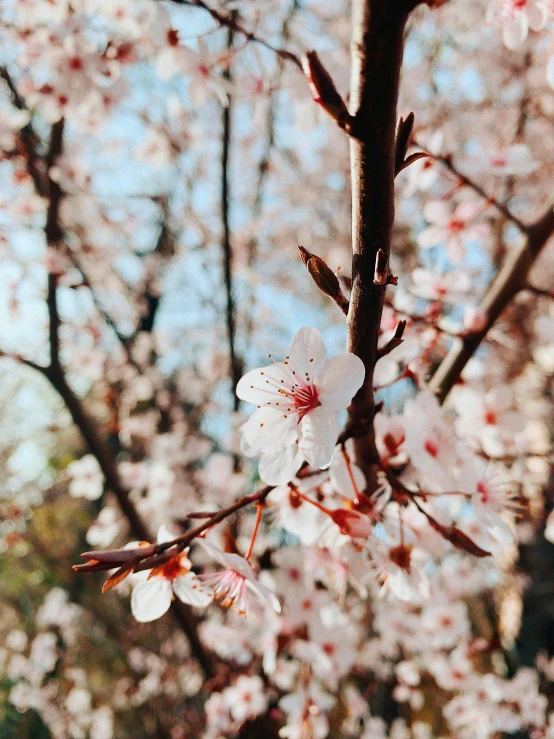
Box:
245 503 264 561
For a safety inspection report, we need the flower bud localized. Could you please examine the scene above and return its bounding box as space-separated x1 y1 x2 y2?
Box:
298 246 342 300
330 508 372 538
302 51 349 126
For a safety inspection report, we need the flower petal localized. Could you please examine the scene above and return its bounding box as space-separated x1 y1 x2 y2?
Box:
197 539 256 580
258 444 304 485
299 407 339 469
502 12 528 50
243 407 298 454
245 578 282 613
417 225 446 249
236 363 290 406
288 327 327 381
172 572 213 607
528 0 548 31
317 353 365 411
422 200 450 225
131 577 173 623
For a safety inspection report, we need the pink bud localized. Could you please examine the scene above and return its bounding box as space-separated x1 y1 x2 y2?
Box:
330 509 372 538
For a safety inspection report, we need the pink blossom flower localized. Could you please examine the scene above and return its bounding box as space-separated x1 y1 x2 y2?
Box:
198 539 281 617
237 327 365 475
409 268 472 304
270 476 330 545
417 200 489 263
222 675 268 723
131 527 212 623
488 0 549 49
458 455 519 544
156 35 230 106
403 391 460 489
468 143 539 176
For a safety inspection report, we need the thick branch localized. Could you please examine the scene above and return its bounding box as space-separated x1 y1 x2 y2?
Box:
429 205 554 404
0 67 45 195
221 21 241 410
347 1 409 489
46 120 65 369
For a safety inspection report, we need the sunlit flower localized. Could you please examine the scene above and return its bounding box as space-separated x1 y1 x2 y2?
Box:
198 539 281 617
131 527 212 623
237 327 365 475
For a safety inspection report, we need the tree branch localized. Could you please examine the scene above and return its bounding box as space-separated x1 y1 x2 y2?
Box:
45 120 65 370
47 366 214 676
429 205 554 404
0 67 45 195
416 140 526 232
221 20 241 411
3 79 215 679
164 0 302 69
346 0 410 490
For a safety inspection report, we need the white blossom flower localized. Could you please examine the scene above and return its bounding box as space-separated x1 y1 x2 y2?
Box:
66 454 104 500
488 0 549 49
417 200 489 263
131 527 212 623
198 539 281 617
237 327 365 477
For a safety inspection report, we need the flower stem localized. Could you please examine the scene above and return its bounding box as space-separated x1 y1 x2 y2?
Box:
245 503 264 561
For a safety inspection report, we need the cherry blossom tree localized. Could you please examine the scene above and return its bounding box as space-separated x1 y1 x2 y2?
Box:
1 0 554 737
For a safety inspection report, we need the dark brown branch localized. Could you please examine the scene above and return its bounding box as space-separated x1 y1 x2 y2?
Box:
346 1 410 490
79 484 274 572
45 120 65 369
429 205 554 404
0 67 45 195
6 84 214 679
221 20 241 411
0 350 48 375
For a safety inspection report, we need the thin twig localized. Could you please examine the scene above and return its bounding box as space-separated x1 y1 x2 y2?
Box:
414 139 527 232
164 0 302 68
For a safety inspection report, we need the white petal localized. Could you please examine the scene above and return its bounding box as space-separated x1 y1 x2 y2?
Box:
156 49 177 81
258 444 304 485
236 363 291 406
527 0 548 31
172 573 213 607
330 453 366 498
243 407 298 453
197 539 256 579
417 225 445 248
131 578 172 623
318 353 365 411
422 200 450 225
299 407 339 469
503 12 528 49
453 200 482 222
288 327 327 381
546 57 554 90
157 525 176 544
245 579 281 613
